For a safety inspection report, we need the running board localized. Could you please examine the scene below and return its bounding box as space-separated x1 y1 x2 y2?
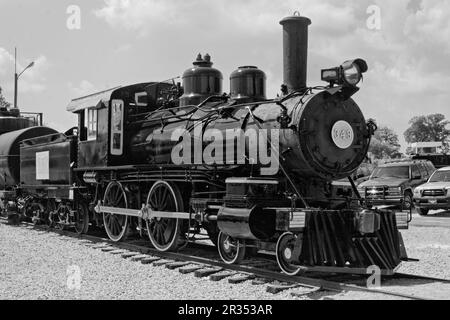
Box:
95 202 191 220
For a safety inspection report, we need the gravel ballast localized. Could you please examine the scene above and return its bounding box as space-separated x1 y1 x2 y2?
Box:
1 222 449 300
0 223 300 300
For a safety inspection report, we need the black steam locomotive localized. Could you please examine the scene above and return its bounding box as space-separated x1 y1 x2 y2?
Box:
0 13 409 275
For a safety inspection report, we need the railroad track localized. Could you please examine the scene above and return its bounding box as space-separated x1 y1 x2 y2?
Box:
2 216 448 300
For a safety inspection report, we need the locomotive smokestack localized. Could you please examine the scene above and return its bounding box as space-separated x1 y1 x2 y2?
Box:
280 11 311 93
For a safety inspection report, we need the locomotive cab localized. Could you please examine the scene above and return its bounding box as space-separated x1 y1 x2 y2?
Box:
67 82 174 169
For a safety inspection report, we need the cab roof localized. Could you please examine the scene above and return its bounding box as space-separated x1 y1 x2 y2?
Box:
66 86 121 113
66 82 157 113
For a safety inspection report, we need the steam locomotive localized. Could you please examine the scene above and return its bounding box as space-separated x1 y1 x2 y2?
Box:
0 13 409 275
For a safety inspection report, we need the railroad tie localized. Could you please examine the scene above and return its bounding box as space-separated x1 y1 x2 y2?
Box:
153 259 174 267
266 282 301 294
121 252 141 259
130 255 150 262
290 287 323 298
109 249 128 255
210 271 237 282
228 274 256 284
179 265 204 274
101 247 116 252
91 244 109 249
194 267 223 278
251 278 272 286
141 256 161 265
166 261 191 270
78 240 93 244
83 243 102 248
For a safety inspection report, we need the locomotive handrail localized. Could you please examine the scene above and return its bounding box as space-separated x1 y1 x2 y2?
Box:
130 95 278 126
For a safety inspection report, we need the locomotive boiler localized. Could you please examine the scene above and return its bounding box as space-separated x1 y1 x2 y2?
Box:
3 11 409 276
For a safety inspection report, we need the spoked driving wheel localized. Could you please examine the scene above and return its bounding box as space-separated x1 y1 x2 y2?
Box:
276 232 304 276
217 231 246 265
103 181 129 242
74 202 89 235
146 181 184 252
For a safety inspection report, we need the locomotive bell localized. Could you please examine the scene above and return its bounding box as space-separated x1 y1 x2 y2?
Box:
180 53 223 107
280 11 311 93
230 66 267 103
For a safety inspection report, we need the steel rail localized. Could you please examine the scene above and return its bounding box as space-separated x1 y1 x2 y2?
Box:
1 216 440 300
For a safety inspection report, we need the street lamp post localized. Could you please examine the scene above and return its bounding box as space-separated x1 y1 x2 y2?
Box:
13 47 35 109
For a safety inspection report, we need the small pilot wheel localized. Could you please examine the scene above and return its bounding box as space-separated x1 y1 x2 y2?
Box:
217 231 246 265
74 202 89 235
276 232 304 276
146 181 183 252
103 181 129 242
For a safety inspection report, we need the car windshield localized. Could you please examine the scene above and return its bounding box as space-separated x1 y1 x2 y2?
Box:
429 171 450 182
371 166 409 179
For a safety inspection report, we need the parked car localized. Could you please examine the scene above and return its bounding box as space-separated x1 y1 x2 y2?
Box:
413 166 450 216
357 160 436 210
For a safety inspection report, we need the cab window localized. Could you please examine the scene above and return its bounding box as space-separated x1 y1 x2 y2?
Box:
111 99 124 156
85 108 98 141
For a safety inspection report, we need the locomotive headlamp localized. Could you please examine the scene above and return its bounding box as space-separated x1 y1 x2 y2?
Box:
321 59 368 87
342 63 362 86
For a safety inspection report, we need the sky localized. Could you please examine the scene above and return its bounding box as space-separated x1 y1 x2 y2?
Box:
0 0 449 152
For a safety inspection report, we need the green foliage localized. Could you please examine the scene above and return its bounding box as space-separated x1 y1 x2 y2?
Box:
369 126 401 160
404 114 450 146
0 86 11 109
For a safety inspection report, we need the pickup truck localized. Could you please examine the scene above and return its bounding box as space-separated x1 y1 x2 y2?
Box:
413 166 450 215
357 160 435 210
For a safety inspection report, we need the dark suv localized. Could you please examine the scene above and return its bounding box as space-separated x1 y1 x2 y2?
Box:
357 160 436 210
331 163 374 197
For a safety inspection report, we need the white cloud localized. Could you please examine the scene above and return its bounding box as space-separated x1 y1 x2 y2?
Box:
0 48 49 106
19 55 49 94
94 0 187 33
404 0 450 53
91 0 450 151
0 47 15 76
68 80 97 98
94 0 360 36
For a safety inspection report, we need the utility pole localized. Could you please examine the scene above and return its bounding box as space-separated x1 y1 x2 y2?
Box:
14 47 18 108
13 48 35 109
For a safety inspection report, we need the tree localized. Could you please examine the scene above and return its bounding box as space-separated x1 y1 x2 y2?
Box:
0 86 11 109
369 126 401 160
404 114 450 146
